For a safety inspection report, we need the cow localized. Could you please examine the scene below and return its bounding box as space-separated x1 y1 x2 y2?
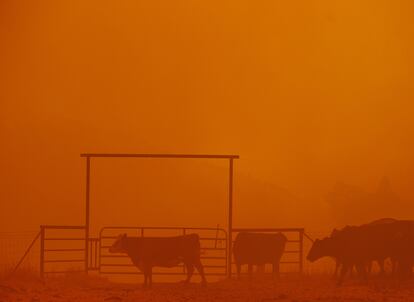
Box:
233 232 287 280
330 218 400 278
109 233 207 288
307 233 370 285
307 220 414 285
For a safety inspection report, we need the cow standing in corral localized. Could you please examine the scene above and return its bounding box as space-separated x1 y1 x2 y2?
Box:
233 232 287 280
330 218 398 278
307 219 414 285
109 233 207 288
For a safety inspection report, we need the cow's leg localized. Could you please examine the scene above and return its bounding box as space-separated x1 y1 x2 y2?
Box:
138 261 148 289
377 259 385 275
149 271 153 288
147 267 153 288
337 263 350 286
236 262 241 280
193 259 207 286
248 264 253 281
356 263 368 282
272 261 280 280
184 263 194 283
391 258 397 277
143 272 148 288
142 265 152 288
366 261 379 274
333 261 340 280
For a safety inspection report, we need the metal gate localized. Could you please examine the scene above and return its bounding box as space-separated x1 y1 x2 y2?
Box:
39 225 87 277
36 225 307 278
38 225 99 277
99 226 228 276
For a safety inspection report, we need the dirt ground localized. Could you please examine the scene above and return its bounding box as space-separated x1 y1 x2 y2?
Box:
2 274 414 302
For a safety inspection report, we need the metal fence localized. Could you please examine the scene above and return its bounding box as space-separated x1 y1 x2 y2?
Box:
39 225 87 276
4 227 334 279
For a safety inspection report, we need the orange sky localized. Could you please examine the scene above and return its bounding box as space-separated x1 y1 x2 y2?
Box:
1 1 414 233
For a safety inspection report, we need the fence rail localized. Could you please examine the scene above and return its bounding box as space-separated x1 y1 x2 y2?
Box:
39 225 87 277
5 225 316 278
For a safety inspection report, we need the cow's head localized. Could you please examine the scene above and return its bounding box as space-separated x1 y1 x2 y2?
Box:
307 237 332 262
109 233 128 253
330 228 339 237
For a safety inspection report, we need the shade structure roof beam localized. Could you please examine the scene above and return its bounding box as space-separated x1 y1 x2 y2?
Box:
80 153 239 159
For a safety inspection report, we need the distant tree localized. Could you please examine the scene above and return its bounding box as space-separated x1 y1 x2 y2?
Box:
326 181 372 225
326 177 407 226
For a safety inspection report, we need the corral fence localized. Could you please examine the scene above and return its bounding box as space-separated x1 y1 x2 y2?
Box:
38 225 99 277
11 225 314 278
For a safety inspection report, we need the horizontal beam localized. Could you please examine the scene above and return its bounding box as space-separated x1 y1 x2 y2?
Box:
100 264 225 268
44 238 86 241
232 228 304 233
80 153 239 159
44 248 85 252
40 225 85 230
43 259 85 263
44 270 85 274
99 271 227 276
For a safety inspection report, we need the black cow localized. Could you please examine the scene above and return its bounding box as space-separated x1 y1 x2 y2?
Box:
109 233 206 287
307 220 414 285
330 218 399 278
233 232 287 280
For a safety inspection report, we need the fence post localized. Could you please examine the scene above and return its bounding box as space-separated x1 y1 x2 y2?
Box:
85 157 90 274
95 239 99 270
183 228 187 273
40 226 45 278
227 158 233 278
88 239 92 270
299 229 304 274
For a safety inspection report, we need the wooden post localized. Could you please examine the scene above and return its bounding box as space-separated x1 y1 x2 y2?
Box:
40 226 45 278
227 158 234 278
85 157 90 273
299 229 304 273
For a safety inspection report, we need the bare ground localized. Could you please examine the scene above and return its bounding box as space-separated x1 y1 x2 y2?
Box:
2 274 414 302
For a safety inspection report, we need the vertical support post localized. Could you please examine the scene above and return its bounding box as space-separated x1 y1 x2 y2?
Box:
40 226 45 278
95 239 98 270
85 156 90 273
227 158 234 278
89 240 92 269
98 236 102 274
183 228 187 273
299 229 304 274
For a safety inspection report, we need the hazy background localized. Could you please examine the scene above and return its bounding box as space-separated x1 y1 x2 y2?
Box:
1 0 414 237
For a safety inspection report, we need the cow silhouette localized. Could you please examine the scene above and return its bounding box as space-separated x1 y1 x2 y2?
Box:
308 219 414 285
233 232 287 280
331 218 399 277
110 233 207 288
